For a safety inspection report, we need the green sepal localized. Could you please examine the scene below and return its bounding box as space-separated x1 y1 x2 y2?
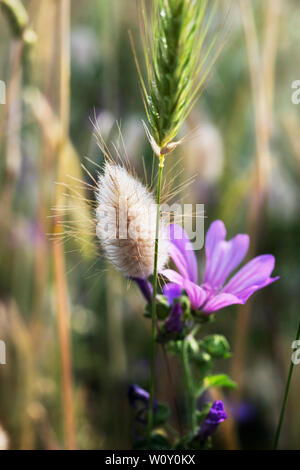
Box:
153 403 171 427
156 295 172 320
199 334 231 359
143 295 171 321
186 335 212 371
156 326 188 344
176 294 191 319
193 311 216 324
196 402 213 426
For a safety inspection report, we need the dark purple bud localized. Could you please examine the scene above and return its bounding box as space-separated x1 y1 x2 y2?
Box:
131 277 153 304
128 384 158 425
165 303 183 333
128 384 150 409
197 400 227 443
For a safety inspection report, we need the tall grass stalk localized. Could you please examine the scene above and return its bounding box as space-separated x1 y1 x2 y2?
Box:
136 0 222 440
148 153 165 438
54 0 76 450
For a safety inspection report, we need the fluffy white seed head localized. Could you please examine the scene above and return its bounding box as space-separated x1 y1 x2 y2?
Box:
96 164 169 278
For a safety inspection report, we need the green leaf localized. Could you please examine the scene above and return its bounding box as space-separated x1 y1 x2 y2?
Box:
204 374 237 390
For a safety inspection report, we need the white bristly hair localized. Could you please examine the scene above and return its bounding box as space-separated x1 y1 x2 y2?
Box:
96 164 169 279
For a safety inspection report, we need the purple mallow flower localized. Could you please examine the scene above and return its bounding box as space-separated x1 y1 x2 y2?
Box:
161 221 279 314
197 400 227 443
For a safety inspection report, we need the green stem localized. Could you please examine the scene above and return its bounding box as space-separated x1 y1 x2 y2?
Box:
148 153 165 442
273 317 300 449
182 337 197 436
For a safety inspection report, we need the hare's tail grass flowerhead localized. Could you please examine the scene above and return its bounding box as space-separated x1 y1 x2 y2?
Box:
96 163 169 279
133 0 225 155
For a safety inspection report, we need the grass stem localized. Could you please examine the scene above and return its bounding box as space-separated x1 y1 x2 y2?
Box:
182 337 196 436
274 317 300 449
53 0 76 450
148 153 165 443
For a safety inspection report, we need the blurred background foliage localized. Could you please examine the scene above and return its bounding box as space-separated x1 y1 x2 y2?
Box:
0 0 299 450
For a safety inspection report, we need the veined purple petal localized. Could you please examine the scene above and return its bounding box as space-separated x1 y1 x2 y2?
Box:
182 278 207 310
209 235 249 287
203 292 244 314
163 283 182 305
226 276 279 303
223 254 278 301
161 270 206 310
204 224 249 288
205 220 226 261
160 269 185 286
166 224 198 283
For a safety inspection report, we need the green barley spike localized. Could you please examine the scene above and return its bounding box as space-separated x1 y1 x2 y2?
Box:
138 0 222 154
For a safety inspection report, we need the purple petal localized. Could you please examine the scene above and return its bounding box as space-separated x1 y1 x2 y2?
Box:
165 303 183 333
128 384 149 408
205 220 226 260
204 223 249 288
163 283 182 305
161 270 206 310
203 292 244 314
166 224 198 283
223 254 279 302
160 269 185 286
182 278 207 310
132 277 153 304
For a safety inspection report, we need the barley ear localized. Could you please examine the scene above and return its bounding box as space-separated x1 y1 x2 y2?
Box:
136 0 224 154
